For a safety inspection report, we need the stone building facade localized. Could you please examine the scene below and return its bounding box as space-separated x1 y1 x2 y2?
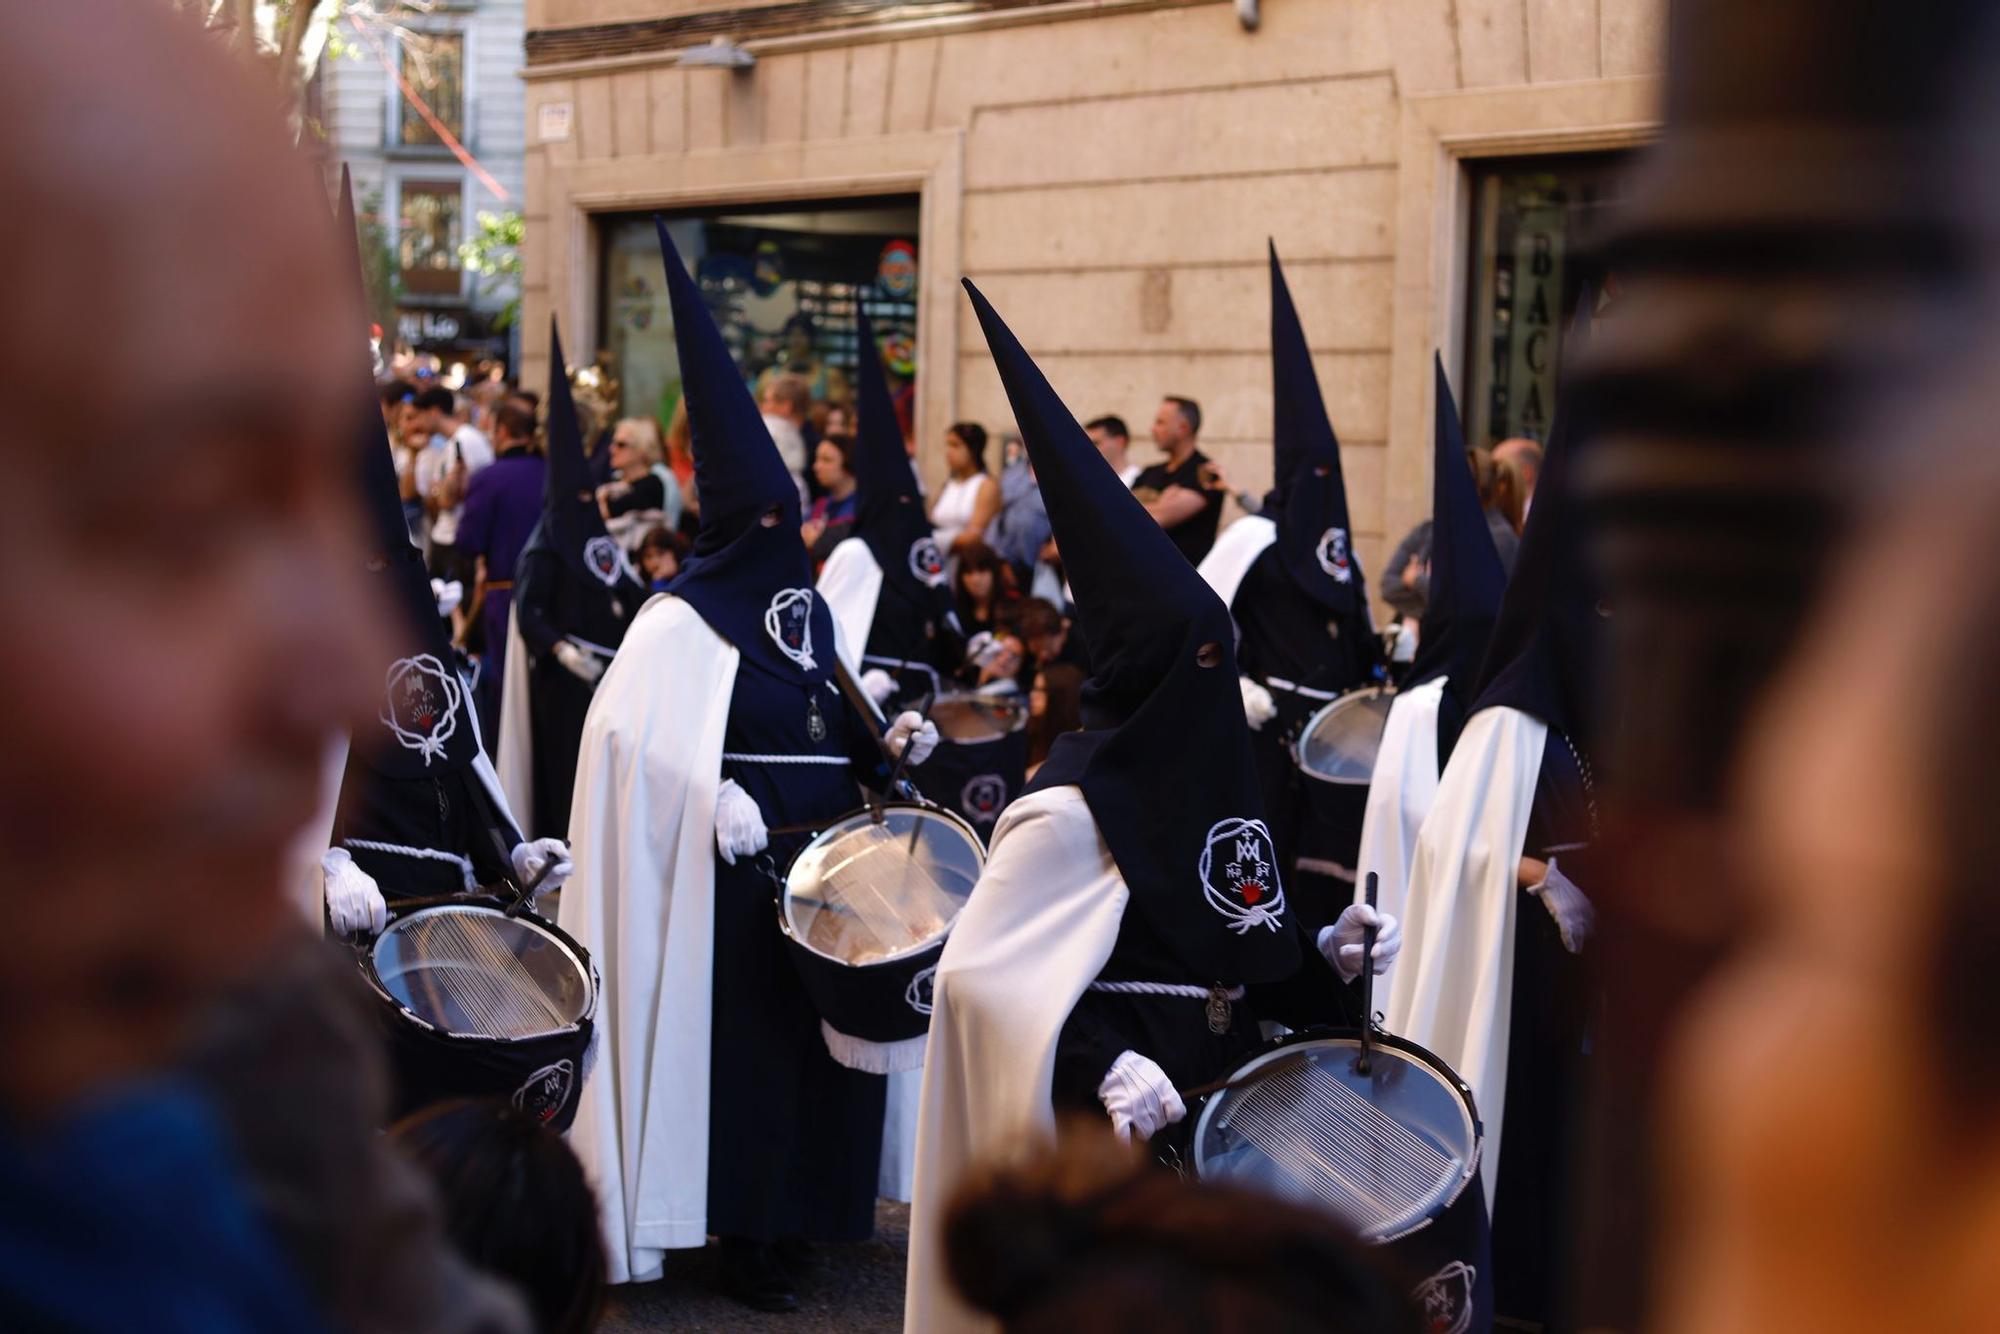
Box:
518 0 1663 578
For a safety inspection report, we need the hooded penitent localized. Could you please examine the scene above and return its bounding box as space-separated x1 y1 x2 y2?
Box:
658 218 834 677
342 184 480 785
851 303 954 636
1406 355 1509 760
534 319 645 617
965 280 1300 986
1266 241 1367 614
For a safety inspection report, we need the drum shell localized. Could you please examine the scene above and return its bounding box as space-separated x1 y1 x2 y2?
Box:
781 931 945 1045
361 904 597 1131
917 729 1027 839
776 801 982 1047
1291 686 1396 787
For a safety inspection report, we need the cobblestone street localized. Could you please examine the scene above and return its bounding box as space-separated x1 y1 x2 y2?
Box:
598 1202 909 1332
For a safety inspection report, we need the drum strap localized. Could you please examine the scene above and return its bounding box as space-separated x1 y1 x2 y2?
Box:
343 838 477 890
1088 980 1246 1001
720 752 849 766
1264 676 1341 701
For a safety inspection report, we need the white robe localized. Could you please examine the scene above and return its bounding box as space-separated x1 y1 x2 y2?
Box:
816 536 882 660
1383 704 1544 1210
1196 513 1277 614
1353 675 1447 924
560 595 921 1284
905 785 1129 1334
495 604 535 827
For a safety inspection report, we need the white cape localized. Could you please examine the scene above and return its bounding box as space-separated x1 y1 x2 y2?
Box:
905 785 1129 1334
1354 675 1446 925
495 604 535 830
816 536 882 660
1383 704 1544 1209
1196 513 1276 612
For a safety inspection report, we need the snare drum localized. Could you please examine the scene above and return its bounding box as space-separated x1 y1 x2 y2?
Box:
361 901 598 1130
778 802 985 1057
1293 685 1397 786
1192 1026 1481 1243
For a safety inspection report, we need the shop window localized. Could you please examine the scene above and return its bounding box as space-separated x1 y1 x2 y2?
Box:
597 198 923 438
1461 153 1629 449
398 31 465 147
399 180 462 297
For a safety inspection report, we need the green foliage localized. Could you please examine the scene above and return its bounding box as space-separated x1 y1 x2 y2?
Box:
459 210 525 329
355 189 402 336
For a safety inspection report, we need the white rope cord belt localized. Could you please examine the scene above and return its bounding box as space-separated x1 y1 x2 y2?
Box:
1264 676 1340 701
343 838 476 890
1089 980 1246 1001
721 752 850 766
565 636 619 658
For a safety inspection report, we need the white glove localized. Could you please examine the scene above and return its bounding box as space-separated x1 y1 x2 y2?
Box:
963 630 998 667
322 847 387 937
860 668 897 706
510 837 574 898
1239 676 1277 731
715 778 769 866
885 710 940 767
1097 1050 1186 1144
552 639 605 685
431 578 464 618
1528 857 1594 954
1318 902 1403 984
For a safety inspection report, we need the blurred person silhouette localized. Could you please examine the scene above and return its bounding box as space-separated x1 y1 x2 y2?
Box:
0 4 527 1330
392 1100 607 1334
637 524 688 591
944 1125 1418 1334
595 416 684 551
1658 443 2000 1334
931 421 1002 555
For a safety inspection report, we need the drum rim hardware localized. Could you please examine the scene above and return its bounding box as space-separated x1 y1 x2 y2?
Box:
1291 683 1398 786
360 897 598 1041
773 799 984 969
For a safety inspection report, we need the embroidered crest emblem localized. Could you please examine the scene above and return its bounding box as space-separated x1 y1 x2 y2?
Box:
1412 1260 1475 1334
1316 526 1354 583
960 774 1009 822
583 534 625 587
908 535 947 588
905 964 937 1016
380 654 463 766
512 1059 577 1125
1197 817 1286 934
763 588 818 671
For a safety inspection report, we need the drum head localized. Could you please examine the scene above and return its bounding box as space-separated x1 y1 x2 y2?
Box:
929 693 1026 743
784 804 984 966
1295 687 1396 785
1193 1034 1480 1243
371 905 593 1039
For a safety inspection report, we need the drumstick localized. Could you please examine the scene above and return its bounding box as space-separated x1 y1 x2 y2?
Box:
1357 871 1380 1076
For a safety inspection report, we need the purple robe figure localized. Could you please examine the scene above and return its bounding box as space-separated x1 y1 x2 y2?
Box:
458 445 546 739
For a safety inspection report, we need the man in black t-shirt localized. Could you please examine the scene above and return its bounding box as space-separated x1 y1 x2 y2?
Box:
1132 395 1223 565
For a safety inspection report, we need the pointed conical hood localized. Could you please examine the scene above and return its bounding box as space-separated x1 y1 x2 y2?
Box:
1267 242 1364 616
539 318 644 606
964 280 1300 984
1468 293 1602 749
851 302 951 614
339 168 478 778
657 217 801 548
655 218 828 680
1407 355 1509 756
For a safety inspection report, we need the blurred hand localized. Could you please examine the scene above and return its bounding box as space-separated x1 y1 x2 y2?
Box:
321 848 387 937
510 838 574 898
1527 857 1594 953
860 668 897 705
715 779 769 866
552 640 604 685
1098 1050 1186 1143
1318 903 1402 984
886 711 939 767
1239 676 1277 730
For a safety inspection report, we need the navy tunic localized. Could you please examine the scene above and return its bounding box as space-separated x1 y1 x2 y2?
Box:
706 655 888 1243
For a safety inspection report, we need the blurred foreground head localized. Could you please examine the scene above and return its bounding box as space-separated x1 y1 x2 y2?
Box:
945 1124 1415 1332
0 0 377 1115
1660 440 2000 1331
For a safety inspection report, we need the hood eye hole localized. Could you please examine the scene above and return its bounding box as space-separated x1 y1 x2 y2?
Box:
759 506 784 528
1196 642 1223 669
